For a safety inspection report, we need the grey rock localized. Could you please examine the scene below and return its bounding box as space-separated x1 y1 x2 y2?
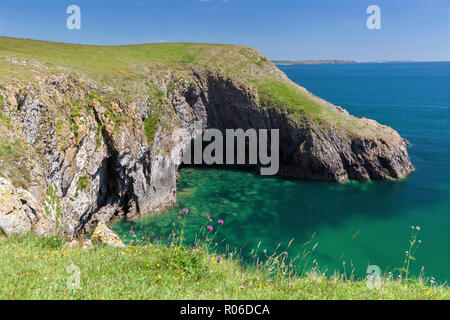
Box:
0 177 56 237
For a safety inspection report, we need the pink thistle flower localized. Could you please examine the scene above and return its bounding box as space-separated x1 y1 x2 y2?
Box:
217 257 222 263
206 213 211 219
183 209 189 214
207 225 213 232
129 229 135 236
218 219 224 224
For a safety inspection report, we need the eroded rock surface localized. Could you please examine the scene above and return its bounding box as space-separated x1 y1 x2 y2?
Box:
0 177 55 236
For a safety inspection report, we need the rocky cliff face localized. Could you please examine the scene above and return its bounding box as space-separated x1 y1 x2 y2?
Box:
0 68 413 238
182 70 413 181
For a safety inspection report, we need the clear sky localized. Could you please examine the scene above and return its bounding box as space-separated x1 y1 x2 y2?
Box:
0 0 449 61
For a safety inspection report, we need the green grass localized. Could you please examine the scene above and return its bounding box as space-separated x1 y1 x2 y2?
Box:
143 114 159 144
0 235 447 300
0 37 265 83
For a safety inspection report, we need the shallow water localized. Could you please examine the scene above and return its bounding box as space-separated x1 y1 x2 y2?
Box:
114 62 450 283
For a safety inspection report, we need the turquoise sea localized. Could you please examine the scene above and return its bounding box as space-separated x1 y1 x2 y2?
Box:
114 62 450 283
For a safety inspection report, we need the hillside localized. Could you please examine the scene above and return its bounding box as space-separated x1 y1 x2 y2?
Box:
0 37 413 237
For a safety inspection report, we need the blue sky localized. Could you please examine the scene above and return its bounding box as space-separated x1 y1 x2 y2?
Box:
0 0 449 61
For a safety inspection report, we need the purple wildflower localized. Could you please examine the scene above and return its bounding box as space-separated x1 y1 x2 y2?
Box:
183 209 189 214
207 225 213 232
218 219 224 224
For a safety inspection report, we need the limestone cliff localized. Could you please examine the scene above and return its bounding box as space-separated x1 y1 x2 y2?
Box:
0 37 413 237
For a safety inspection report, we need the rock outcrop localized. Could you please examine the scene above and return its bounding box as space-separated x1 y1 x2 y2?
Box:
92 223 126 248
0 177 55 236
0 47 414 238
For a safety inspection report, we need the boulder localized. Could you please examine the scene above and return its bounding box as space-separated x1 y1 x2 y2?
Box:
92 223 126 248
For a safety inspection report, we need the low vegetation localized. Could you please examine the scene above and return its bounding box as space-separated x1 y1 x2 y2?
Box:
0 234 447 300
0 210 447 300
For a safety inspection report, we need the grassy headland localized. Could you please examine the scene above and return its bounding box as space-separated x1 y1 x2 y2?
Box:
0 37 378 138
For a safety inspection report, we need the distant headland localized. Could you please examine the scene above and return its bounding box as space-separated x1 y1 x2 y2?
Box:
272 60 425 65
272 60 358 65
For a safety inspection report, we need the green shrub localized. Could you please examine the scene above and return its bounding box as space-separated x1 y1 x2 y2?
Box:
143 114 158 143
77 176 88 191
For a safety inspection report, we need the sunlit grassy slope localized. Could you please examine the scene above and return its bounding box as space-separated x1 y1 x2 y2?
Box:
0 37 274 82
0 36 374 137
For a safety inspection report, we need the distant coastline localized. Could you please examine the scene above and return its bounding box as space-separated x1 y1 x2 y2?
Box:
272 60 357 65
272 60 445 65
